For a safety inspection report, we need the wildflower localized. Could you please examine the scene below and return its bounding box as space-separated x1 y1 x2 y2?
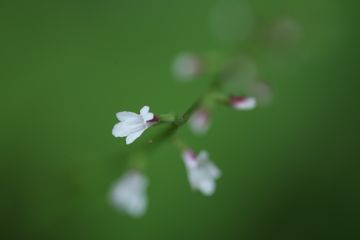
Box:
110 171 148 218
182 149 221 196
248 81 273 106
189 108 211 135
172 52 203 81
229 96 256 110
112 106 156 144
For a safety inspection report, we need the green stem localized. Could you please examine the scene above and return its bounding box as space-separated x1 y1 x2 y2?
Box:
136 76 222 157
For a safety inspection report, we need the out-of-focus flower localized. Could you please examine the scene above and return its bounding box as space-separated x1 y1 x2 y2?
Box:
267 16 303 48
110 171 148 218
247 81 273 106
221 56 258 92
229 96 256 110
209 0 254 46
182 149 221 196
112 106 156 144
172 52 203 81
189 108 211 135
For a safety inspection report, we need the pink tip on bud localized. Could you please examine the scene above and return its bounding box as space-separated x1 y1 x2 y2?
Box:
229 96 256 110
182 149 197 169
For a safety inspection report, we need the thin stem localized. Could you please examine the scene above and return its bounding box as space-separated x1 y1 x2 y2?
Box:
175 98 202 126
137 76 221 156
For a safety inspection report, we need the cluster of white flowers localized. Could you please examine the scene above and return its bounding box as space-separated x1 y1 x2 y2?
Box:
110 47 263 217
110 99 256 217
110 150 220 217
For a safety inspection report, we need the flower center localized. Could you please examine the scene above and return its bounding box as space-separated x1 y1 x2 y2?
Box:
147 115 159 123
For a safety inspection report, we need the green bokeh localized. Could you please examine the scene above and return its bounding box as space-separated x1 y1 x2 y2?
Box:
1 0 359 239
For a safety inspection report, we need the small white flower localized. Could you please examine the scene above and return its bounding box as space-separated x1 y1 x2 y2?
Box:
268 17 303 46
182 150 221 196
112 106 155 144
189 109 211 135
172 52 203 81
110 171 148 218
248 81 273 106
229 96 256 110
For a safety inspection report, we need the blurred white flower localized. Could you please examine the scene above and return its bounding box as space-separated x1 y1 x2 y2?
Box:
182 150 221 196
110 171 148 218
267 16 303 47
229 96 256 110
221 56 258 91
189 109 211 135
112 106 155 144
248 81 273 106
209 0 254 46
172 52 203 81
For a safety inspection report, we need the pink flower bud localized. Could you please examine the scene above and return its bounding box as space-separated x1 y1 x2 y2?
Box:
229 96 256 110
189 109 211 135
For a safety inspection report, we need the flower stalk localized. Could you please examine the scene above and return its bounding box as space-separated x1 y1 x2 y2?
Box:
110 55 261 218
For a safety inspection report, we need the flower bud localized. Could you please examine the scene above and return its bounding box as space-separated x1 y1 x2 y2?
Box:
229 96 256 110
172 52 203 81
189 108 211 135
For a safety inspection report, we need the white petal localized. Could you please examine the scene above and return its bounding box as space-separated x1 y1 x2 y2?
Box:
197 151 209 162
126 128 146 144
198 179 215 196
140 106 150 115
140 106 154 122
207 163 221 178
125 194 147 217
142 112 154 122
112 121 145 137
116 111 139 121
112 122 130 137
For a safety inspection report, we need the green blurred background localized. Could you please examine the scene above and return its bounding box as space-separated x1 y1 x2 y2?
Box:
1 0 359 239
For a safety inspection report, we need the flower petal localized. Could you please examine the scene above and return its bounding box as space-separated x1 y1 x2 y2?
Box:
112 122 131 137
140 106 150 115
126 128 146 144
116 111 139 121
112 121 145 138
142 112 154 122
197 150 209 163
207 163 221 178
198 179 216 196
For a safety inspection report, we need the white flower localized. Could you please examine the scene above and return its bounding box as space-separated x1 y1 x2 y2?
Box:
229 96 256 110
182 150 221 196
110 171 148 218
112 106 155 144
248 81 273 106
189 109 211 135
172 52 203 81
268 17 303 46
